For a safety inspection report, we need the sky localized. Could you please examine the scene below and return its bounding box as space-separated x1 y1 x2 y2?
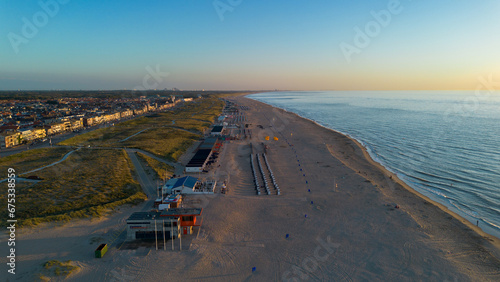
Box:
0 0 499 91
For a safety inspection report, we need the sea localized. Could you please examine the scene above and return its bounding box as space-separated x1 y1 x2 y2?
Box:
249 91 500 239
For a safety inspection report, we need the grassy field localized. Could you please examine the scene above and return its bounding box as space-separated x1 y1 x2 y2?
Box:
136 152 175 180
0 147 73 177
123 128 199 161
57 118 151 147
40 260 79 279
0 148 146 226
58 98 225 160
171 119 211 133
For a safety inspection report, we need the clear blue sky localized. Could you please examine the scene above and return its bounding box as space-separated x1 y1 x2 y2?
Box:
1 0 499 90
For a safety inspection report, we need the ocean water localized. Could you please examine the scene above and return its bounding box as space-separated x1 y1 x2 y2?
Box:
249 91 500 238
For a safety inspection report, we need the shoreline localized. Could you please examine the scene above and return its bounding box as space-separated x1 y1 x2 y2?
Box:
245 95 500 258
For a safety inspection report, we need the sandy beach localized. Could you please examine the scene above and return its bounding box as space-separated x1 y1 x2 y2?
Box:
2 95 499 281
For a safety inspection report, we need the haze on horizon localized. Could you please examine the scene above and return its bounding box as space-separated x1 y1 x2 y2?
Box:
1 0 499 91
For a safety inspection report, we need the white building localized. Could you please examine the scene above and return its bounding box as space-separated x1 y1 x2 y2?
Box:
164 176 199 194
163 176 215 195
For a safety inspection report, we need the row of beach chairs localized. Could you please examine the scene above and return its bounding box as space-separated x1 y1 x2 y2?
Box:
263 153 280 195
257 154 271 195
250 155 261 195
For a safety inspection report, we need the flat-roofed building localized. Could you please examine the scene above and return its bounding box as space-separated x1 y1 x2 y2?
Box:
126 212 180 240
18 129 33 143
126 207 202 239
32 127 47 139
1 132 21 148
44 123 65 135
70 119 83 130
154 194 183 208
161 208 203 235
210 125 224 136
185 149 212 173
198 137 219 150
120 109 133 118
163 194 182 208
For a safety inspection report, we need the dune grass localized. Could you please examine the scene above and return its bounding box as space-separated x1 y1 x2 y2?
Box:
136 152 175 179
123 128 199 161
0 148 146 227
57 121 150 147
170 119 211 133
42 260 79 278
0 147 73 176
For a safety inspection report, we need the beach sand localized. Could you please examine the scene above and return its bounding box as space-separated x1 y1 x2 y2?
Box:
1 95 499 281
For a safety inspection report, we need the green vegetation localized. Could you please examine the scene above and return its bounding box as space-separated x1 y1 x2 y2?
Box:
172 119 211 133
0 147 73 176
124 128 199 161
42 260 79 277
59 97 225 161
0 149 146 227
136 152 175 179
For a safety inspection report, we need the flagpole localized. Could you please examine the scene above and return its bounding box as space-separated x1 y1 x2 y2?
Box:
154 219 158 250
163 220 166 251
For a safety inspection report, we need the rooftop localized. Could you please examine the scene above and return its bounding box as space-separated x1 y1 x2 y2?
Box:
199 137 218 150
174 176 198 188
127 212 178 221
211 125 223 133
164 194 182 203
161 208 203 216
186 150 212 167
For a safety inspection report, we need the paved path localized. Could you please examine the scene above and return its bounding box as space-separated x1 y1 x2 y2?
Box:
119 128 151 142
0 148 80 183
123 148 184 175
125 149 157 199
